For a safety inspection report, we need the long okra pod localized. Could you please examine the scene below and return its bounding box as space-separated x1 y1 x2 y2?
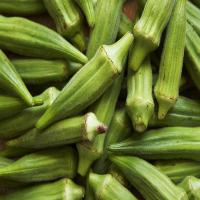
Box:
129 0 175 71
126 57 154 132
0 16 87 63
36 33 133 130
110 156 187 200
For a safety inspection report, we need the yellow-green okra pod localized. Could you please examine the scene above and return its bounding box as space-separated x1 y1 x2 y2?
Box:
126 57 154 132
129 0 175 71
154 0 186 119
0 147 77 183
1 178 85 200
43 0 86 51
36 33 133 130
110 156 187 200
0 16 87 63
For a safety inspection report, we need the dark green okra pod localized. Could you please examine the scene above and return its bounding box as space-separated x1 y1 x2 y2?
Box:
108 127 200 161
155 160 200 184
43 0 86 51
0 147 77 183
154 0 187 119
110 156 187 200
1 178 84 200
0 16 87 63
89 172 138 200
126 57 154 132
129 0 175 71
36 33 133 130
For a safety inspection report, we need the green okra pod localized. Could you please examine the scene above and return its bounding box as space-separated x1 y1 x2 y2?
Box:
1 178 84 200
110 156 187 200
75 0 95 27
155 160 200 184
154 0 186 119
149 96 200 127
0 87 60 139
7 112 107 149
108 127 200 161
0 16 87 63
0 0 46 15
0 147 77 183
129 0 175 71
0 50 34 106
118 14 134 37
36 33 133 130
43 0 86 51
89 172 138 200
126 57 154 132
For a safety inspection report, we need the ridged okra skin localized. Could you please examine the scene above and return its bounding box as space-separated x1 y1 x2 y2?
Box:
7 112 106 149
128 0 175 71
75 0 95 27
1 178 85 200
43 0 86 51
154 0 187 119
0 87 60 139
149 96 200 127
108 127 200 161
126 57 154 132
0 16 87 63
0 147 77 183
110 156 188 200
89 173 137 200
36 33 133 130
0 0 45 15
0 50 34 106
86 0 125 58
155 160 200 184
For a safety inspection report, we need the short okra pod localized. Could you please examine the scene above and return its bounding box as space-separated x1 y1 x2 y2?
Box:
89 172 138 200
110 156 187 200
154 0 187 119
128 0 175 71
0 16 87 63
36 33 133 130
126 57 154 132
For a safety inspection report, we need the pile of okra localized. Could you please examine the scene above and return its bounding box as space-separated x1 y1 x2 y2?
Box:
0 0 200 199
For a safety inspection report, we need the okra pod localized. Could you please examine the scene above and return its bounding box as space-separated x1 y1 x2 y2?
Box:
1 178 84 200
126 57 154 132
43 0 86 51
118 14 134 37
89 172 138 200
0 16 87 63
7 113 106 149
110 156 187 200
154 0 186 119
0 87 60 139
155 160 200 184
36 33 133 130
0 147 77 183
108 127 200 161
128 0 175 71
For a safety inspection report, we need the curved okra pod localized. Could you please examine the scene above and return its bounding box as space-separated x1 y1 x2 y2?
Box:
0 50 34 106
155 160 200 184
0 16 87 63
126 57 154 132
0 147 77 183
36 33 133 130
0 87 60 139
89 172 138 200
43 0 86 51
1 178 85 200
110 156 187 200
7 113 107 149
108 127 200 161
128 0 175 71
154 0 186 119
